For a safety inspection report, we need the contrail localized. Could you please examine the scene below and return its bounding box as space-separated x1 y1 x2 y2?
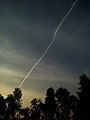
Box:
18 0 79 88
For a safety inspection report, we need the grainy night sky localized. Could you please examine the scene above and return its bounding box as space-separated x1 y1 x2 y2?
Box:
0 0 90 106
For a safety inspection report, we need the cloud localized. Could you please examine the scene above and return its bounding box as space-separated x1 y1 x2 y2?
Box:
0 66 24 85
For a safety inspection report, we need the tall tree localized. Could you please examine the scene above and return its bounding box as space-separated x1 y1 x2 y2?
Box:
77 73 90 120
44 87 56 120
69 95 79 120
0 94 6 120
6 88 22 120
30 98 43 120
55 87 71 120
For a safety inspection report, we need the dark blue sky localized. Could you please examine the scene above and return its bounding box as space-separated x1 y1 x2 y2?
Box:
0 0 90 106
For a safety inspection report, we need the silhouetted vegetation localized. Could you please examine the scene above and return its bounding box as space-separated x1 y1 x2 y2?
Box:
0 73 90 120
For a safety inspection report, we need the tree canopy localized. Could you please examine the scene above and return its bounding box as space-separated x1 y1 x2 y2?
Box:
0 73 90 120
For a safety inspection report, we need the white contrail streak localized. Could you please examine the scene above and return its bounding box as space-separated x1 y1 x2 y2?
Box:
18 0 79 88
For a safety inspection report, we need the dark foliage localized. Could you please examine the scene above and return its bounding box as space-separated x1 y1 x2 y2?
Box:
77 73 90 120
44 87 56 120
0 73 90 120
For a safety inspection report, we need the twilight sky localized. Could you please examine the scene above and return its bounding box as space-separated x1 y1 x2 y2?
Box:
0 0 90 106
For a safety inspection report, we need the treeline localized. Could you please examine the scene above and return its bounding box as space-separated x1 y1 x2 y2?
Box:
0 73 90 120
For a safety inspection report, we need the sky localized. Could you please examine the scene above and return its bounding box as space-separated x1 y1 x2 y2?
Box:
0 0 90 106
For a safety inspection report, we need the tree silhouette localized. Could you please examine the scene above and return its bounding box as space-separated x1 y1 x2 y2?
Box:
30 98 43 120
0 74 90 120
6 88 22 120
77 73 90 120
0 94 6 120
44 87 56 120
69 95 79 120
55 87 71 120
